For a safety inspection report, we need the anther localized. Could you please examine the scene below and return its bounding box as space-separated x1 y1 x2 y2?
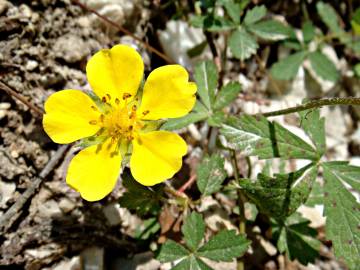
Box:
100 114 105 122
106 93 111 100
129 125 133 131
142 110 150 116
89 120 97 125
102 96 107 103
132 105 137 111
115 98 120 105
91 105 97 111
123 93 132 100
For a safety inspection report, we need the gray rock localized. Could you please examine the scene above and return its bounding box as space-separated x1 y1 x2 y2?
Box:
53 34 90 63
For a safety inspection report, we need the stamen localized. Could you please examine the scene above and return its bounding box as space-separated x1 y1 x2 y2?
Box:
142 110 150 116
89 120 97 125
100 114 105 122
91 105 97 111
128 125 133 131
132 105 137 111
115 124 122 130
123 93 132 100
106 93 111 100
115 98 120 105
102 96 107 103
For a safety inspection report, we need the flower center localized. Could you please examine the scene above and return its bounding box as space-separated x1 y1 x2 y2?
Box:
89 93 144 144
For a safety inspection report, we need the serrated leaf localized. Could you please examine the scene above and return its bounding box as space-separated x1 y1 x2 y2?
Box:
172 255 214 270
243 5 266 25
270 51 307 80
322 162 360 269
190 15 237 32
316 2 345 37
305 181 324 207
299 108 326 157
239 164 318 219
221 115 318 160
229 29 259 61
302 21 315 43
272 213 321 264
308 51 339 82
187 41 208 58
161 111 208 130
213 82 242 110
248 20 291 40
119 171 162 216
134 217 160 240
207 111 226 127
197 230 250 261
182 212 205 251
157 240 190 263
194 61 218 110
222 0 241 24
197 154 227 196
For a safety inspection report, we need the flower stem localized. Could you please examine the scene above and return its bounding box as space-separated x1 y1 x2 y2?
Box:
256 97 360 117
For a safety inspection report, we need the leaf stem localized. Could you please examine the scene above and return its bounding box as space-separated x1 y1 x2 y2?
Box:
255 97 360 117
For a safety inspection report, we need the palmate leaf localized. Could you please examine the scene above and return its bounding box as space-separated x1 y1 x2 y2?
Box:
194 61 218 110
182 212 205 251
221 115 318 160
270 51 307 80
213 82 242 110
172 255 213 270
157 240 190 263
316 2 347 39
161 111 208 130
243 5 266 26
197 230 250 262
196 154 227 196
118 171 162 216
229 29 259 61
308 51 339 82
299 108 326 157
247 20 291 40
322 162 360 269
239 164 318 219
272 213 321 265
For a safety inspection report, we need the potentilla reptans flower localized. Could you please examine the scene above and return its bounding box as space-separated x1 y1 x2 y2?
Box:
43 44 197 201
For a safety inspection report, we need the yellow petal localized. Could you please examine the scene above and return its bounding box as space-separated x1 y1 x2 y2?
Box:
43 89 101 144
86 44 144 103
138 65 197 120
130 131 187 186
66 139 122 201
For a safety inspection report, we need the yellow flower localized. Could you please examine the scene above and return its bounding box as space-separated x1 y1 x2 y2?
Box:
43 44 197 201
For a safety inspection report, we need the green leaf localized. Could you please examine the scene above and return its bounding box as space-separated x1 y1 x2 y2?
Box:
119 171 162 216
355 63 360 78
187 41 208 58
194 61 218 110
198 230 250 261
302 21 315 43
243 5 266 26
229 29 259 61
248 20 291 40
221 115 318 160
197 154 227 196
299 108 326 157
213 82 242 110
222 0 241 24
190 15 237 32
316 2 345 37
134 217 160 240
272 213 321 264
182 212 205 251
308 51 339 82
270 51 307 80
161 111 208 130
157 240 190 263
239 164 318 219
322 162 360 269
207 111 226 127
305 181 324 207
172 255 214 270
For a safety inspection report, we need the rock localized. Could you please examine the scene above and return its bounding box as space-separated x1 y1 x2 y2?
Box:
0 0 9 15
0 102 11 120
103 203 122 226
81 246 104 270
38 199 62 218
52 257 81 270
53 34 90 63
25 59 38 71
59 198 76 213
0 180 16 208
